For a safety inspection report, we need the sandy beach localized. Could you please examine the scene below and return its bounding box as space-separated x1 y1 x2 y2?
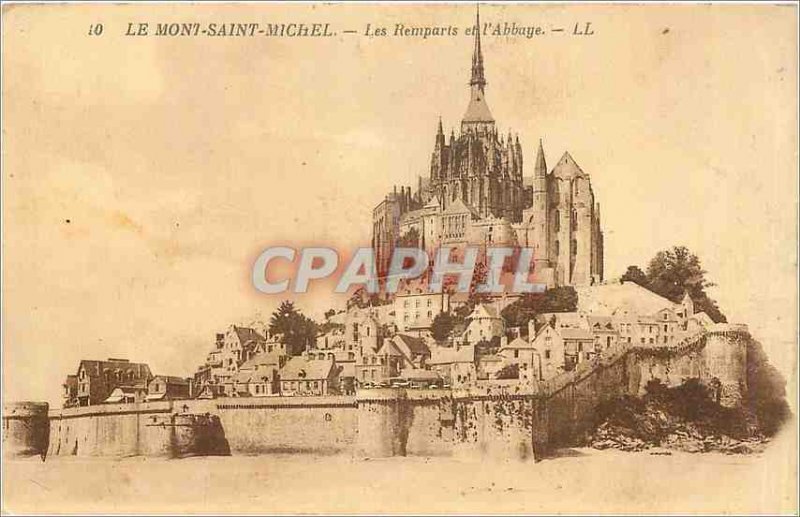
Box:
3 428 796 515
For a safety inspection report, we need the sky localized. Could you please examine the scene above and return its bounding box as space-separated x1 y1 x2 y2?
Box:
2 3 797 407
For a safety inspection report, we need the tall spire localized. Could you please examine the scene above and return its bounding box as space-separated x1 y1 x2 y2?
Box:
470 4 486 91
535 138 547 177
461 4 494 132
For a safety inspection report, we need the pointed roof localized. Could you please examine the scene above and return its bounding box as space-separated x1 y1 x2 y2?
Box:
233 325 266 346
278 357 334 381
462 5 494 125
552 151 587 179
534 139 547 177
500 337 535 350
463 91 494 123
424 195 441 210
470 5 486 89
467 303 501 320
443 197 480 218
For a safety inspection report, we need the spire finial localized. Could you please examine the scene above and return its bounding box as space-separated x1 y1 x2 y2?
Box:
470 4 485 90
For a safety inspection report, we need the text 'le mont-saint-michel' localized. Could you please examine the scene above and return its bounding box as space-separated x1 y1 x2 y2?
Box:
115 21 596 39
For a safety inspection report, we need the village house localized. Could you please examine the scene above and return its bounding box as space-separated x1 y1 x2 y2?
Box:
62 375 78 408
394 281 451 333
429 344 475 387
586 315 620 352
498 336 540 383
146 375 192 401
345 307 383 354
279 357 339 396
561 327 596 368
193 325 283 397
476 353 504 380
105 384 148 404
227 350 285 397
70 358 152 406
356 334 431 386
529 323 567 380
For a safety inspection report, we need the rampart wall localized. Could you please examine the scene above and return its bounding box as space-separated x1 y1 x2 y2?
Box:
6 325 750 462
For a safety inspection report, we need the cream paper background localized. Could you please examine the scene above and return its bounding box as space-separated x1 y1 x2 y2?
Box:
2 3 797 514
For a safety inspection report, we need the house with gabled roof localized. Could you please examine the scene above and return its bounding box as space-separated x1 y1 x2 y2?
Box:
429 344 476 387
278 357 339 396
530 323 567 380
498 337 539 383
73 358 152 406
193 324 271 396
146 375 191 401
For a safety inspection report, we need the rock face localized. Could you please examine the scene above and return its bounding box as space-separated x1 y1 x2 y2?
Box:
587 379 768 455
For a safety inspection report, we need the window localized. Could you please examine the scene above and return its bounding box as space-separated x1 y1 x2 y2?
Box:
514 350 519 359
545 350 551 359
663 324 668 332
649 338 654 344
578 343 583 352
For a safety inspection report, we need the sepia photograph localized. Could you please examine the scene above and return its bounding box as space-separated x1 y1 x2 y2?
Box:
2 2 798 514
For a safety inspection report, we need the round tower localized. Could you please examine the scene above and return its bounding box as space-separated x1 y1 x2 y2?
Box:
2 401 49 459
703 324 749 407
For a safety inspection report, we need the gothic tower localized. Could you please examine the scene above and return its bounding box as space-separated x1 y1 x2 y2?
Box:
426 7 525 222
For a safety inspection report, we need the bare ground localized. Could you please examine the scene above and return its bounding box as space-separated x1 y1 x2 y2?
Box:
3 428 796 515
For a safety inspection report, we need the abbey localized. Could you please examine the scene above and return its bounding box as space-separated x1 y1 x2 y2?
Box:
372 10 604 287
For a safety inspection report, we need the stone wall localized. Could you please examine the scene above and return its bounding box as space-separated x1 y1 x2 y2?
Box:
31 326 751 461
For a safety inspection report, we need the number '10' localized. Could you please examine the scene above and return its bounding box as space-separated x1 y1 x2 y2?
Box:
89 24 103 36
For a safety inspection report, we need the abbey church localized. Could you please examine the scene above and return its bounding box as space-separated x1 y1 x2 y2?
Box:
372 10 604 287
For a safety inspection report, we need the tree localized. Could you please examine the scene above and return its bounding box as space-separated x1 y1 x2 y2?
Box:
620 246 727 323
431 312 457 343
268 300 318 356
495 363 519 380
620 265 648 286
500 286 578 336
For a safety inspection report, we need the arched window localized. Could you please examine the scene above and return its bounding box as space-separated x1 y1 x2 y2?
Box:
555 240 560 256
554 211 560 232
